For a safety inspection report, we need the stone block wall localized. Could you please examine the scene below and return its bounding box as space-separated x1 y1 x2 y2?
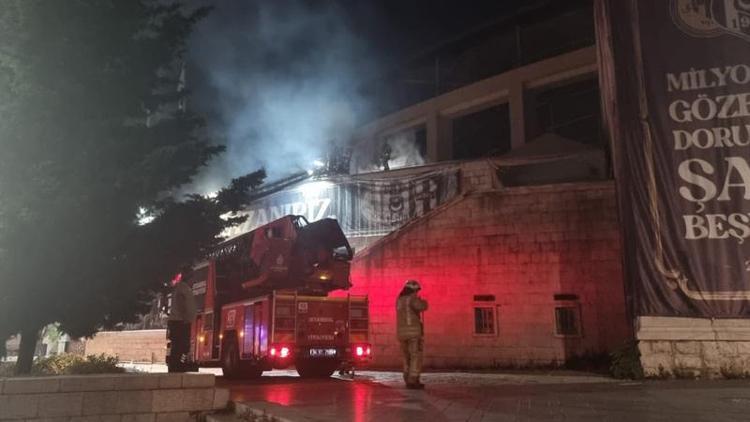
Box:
347 180 630 368
84 330 166 363
0 373 228 421
637 316 750 378
460 160 498 191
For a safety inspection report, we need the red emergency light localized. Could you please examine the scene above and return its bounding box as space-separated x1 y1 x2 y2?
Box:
353 344 372 359
270 345 291 359
170 272 182 286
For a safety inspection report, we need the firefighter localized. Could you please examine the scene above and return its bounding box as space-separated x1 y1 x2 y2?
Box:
396 279 428 389
168 269 197 372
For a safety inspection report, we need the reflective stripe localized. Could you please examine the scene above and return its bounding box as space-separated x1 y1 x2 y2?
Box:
406 296 413 326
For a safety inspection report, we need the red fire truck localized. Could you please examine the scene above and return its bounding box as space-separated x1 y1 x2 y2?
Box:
169 215 371 378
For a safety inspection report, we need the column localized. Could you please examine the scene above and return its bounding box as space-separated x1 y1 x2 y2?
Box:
426 113 453 162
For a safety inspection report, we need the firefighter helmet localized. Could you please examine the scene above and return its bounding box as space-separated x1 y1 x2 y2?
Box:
404 279 421 291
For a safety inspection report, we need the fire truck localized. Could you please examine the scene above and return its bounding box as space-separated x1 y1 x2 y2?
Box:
167 215 371 378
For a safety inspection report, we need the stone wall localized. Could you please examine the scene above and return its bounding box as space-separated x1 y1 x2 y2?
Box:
637 316 750 378
346 180 630 368
0 373 228 421
84 330 166 363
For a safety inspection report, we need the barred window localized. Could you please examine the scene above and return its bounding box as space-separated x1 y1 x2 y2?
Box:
555 306 581 336
474 307 496 335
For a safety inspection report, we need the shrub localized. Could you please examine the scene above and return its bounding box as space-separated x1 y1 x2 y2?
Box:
68 354 124 375
32 353 124 375
0 362 14 377
32 354 82 375
609 341 644 379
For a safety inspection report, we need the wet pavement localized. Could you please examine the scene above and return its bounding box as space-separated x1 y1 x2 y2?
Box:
218 370 750 421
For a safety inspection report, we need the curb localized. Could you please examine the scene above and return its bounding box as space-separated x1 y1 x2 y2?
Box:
231 401 297 422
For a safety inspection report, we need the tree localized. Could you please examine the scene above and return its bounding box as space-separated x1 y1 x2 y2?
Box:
0 1 263 374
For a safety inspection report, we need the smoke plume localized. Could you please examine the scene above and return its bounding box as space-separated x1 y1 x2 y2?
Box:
350 129 427 174
185 1 379 193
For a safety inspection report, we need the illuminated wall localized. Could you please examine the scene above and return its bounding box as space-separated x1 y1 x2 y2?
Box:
344 181 629 368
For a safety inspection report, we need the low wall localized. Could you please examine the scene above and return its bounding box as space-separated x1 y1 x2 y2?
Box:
637 316 750 378
84 330 167 363
0 373 228 421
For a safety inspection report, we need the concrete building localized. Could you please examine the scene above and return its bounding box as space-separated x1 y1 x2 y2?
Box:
332 1 629 367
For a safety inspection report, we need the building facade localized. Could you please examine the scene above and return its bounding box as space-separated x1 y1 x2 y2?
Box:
332 1 630 368
342 163 628 368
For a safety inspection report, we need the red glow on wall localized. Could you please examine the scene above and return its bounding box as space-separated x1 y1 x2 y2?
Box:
333 186 629 367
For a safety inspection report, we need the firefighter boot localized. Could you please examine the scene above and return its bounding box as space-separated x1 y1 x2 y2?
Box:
406 380 425 389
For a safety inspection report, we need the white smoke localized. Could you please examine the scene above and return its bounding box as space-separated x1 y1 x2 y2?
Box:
350 127 427 174
185 1 378 192
385 132 426 169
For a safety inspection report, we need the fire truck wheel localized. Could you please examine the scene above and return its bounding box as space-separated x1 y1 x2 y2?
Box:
241 364 263 379
296 361 337 378
221 339 241 379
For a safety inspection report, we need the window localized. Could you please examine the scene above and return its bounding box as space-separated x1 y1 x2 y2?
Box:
452 104 511 160
474 294 497 335
474 307 496 335
202 313 213 331
554 306 581 337
534 77 602 147
265 227 282 239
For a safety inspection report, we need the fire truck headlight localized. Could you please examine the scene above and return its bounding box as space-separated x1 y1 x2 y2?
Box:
355 346 364 357
280 347 290 358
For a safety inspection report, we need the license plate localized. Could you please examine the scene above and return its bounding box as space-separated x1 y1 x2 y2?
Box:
309 348 337 357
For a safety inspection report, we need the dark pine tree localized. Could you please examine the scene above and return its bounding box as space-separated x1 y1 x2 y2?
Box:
0 1 264 374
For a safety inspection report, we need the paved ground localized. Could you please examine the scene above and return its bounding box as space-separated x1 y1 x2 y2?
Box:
218 370 750 422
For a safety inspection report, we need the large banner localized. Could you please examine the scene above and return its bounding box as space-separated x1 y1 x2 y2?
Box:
226 168 460 239
597 0 750 316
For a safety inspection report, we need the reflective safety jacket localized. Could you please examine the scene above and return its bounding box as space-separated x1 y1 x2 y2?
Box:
396 293 428 340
